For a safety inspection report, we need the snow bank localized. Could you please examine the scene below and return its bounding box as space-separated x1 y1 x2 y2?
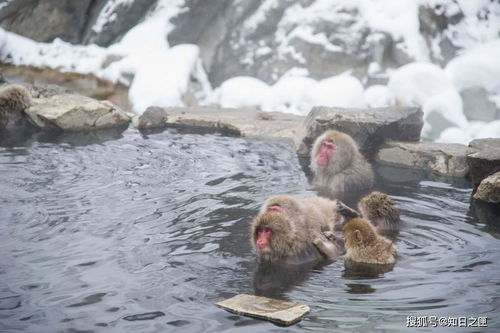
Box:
437 120 500 144
128 44 203 113
212 73 365 114
387 62 467 134
445 40 500 92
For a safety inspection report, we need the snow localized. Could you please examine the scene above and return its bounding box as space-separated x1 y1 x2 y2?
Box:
445 40 500 92
0 0 499 143
213 73 365 114
128 44 203 113
364 85 394 108
437 120 500 144
212 76 271 109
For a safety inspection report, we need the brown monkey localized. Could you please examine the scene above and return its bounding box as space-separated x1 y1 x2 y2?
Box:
343 217 397 265
0 84 32 128
251 195 353 264
310 130 374 193
358 191 400 234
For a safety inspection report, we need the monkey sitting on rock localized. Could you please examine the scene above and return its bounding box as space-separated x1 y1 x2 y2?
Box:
0 84 32 128
310 130 373 195
251 195 356 265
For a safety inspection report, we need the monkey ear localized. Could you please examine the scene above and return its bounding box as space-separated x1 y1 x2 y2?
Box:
354 230 362 244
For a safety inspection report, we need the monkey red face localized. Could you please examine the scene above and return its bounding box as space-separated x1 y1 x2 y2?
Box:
316 140 335 167
256 227 272 252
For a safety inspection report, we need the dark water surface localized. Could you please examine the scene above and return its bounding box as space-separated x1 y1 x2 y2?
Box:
1 128 499 332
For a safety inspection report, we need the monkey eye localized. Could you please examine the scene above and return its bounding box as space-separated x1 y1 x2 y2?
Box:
260 227 272 234
267 205 283 212
322 141 335 149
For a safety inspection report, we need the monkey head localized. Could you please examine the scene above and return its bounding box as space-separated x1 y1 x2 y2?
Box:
260 195 302 215
343 218 377 249
310 130 357 175
358 191 400 230
250 211 298 263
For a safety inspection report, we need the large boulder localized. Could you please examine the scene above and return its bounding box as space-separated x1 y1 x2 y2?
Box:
473 171 500 204
297 106 423 159
0 0 94 44
375 141 468 177
25 94 130 131
467 138 500 188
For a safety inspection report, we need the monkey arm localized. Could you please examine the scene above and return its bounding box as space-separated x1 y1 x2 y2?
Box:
313 232 345 260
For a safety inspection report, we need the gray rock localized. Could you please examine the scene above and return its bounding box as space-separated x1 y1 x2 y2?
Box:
467 138 500 188
424 111 457 140
25 94 130 131
81 0 156 46
297 106 423 159
0 0 94 44
461 87 499 122
132 106 169 129
375 141 468 177
474 171 500 204
159 106 304 141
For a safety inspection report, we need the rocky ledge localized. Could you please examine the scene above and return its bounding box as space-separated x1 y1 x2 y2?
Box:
375 141 468 177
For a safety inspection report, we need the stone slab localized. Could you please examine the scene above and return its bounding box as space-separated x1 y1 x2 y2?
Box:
215 294 310 326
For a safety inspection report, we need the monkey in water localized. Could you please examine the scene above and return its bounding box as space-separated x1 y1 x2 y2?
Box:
251 195 356 264
0 84 32 128
310 130 374 194
343 217 398 265
358 191 400 236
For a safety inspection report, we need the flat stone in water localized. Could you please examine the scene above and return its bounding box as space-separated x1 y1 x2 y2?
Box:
215 294 310 326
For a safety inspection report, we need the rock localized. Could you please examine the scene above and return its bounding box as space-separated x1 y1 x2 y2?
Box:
474 171 500 203
215 294 310 326
2 64 132 112
160 106 304 141
297 106 423 159
0 0 94 44
25 94 130 131
467 138 500 188
132 107 169 129
461 86 499 122
375 141 468 177
81 0 156 47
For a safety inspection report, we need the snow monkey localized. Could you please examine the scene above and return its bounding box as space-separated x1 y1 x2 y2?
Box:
310 130 374 193
358 191 400 234
343 217 398 265
251 195 358 264
0 84 32 128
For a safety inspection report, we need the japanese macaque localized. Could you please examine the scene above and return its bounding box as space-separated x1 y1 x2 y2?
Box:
343 218 397 265
310 130 374 193
251 195 356 264
0 84 32 128
358 191 400 234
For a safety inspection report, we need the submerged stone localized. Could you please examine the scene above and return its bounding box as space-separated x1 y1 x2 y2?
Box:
215 294 310 326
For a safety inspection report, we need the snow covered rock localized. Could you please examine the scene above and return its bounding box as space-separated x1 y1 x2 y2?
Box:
473 171 500 204
25 94 130 131
297 106 423 159
467 138 500 188
375 141 468 177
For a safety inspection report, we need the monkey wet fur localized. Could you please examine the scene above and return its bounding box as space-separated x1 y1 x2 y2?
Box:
310 130 374 193
343 218 398 265
251 195 347 264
